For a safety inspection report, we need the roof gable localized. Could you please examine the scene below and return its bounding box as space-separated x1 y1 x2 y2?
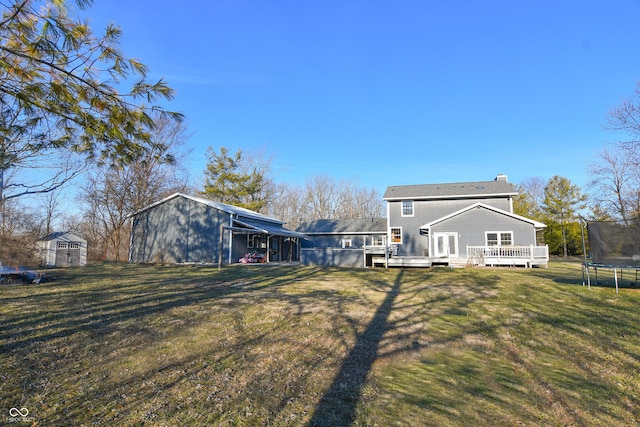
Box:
383 179 517 201
132 193 285 225
420 202 546 229
38 231 86 242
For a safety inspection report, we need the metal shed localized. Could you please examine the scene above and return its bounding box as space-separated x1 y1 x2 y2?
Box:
37 231 88 267
129 193 306 265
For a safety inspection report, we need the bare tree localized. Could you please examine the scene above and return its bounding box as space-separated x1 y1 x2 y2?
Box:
264 182 307 229
78 115 192 261
0 198 44 265
588 147 639 223
265 175 384 229
513 177 546 220
351 186 385 219
606 82 640 153
304 175 334 219
38 188 64 235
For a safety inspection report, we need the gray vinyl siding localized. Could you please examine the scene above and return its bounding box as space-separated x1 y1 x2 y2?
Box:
301 233 379 249
388 197 512 225
388 198 521 257
388 199 507 257
431 208 538 257
130 196 228 263
300 248 364 267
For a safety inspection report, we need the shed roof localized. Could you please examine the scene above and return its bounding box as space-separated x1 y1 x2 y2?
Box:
38 231 86 243
383 177 517 201
297 218 387 235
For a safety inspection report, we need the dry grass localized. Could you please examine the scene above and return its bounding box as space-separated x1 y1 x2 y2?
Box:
1 261 638 426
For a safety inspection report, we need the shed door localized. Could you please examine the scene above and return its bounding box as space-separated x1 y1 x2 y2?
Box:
55 241 81 266
434 233 458 257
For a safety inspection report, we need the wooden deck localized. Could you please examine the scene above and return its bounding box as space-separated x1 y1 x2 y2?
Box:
467 245 549 268
372 256 433 268
367 245 549 268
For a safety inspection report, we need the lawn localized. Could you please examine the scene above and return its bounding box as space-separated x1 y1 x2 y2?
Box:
1 261 638 426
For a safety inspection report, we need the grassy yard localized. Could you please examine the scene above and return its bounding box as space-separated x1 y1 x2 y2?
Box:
1 261 638 426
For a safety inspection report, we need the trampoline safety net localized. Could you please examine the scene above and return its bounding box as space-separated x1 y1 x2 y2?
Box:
587 219 640 267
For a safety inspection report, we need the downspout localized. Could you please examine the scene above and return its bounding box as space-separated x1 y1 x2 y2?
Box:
185 199 191 262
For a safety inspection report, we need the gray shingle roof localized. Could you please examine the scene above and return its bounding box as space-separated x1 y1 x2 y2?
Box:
37 231 85 242
297 218 387 234
383 178 517 200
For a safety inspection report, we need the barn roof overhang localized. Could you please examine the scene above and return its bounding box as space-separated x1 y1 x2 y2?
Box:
234 218 307 239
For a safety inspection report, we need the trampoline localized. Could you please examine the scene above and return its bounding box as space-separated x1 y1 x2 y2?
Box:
582 218 640 293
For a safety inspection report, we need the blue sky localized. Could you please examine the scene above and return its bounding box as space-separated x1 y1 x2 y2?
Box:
88 0 640 193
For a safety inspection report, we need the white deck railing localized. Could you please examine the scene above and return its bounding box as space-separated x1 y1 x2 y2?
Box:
467 245 549 266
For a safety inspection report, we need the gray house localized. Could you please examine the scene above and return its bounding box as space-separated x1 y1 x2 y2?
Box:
129 193 306 265
297 175 548 268
37 231 87 267
383 174 547 267
297 218 387 267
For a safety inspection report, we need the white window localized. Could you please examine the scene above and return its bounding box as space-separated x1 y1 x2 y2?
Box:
371 235 384 246
57 241 68 249
69 242 80 249
401 200 414 217
500 232 513 246
341 239 352 248
486 231 513 246
390 227 402 244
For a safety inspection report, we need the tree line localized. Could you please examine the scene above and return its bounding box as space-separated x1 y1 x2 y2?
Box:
513 84 640 257
2 1 640 263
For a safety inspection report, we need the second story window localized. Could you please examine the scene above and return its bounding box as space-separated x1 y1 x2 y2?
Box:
402 200 414 217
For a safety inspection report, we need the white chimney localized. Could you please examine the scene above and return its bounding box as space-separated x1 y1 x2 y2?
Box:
495 174 508 182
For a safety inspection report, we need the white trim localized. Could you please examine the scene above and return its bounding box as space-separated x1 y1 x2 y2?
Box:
130 192 285 225
383 191 518 201
434 232 458 257
390 226 403 244
401 200 414 217
420 202 546 229
303 231 386 236
485 231 514 246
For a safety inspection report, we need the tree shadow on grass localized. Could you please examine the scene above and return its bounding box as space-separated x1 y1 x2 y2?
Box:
0 264 328 353
307 270 404 427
